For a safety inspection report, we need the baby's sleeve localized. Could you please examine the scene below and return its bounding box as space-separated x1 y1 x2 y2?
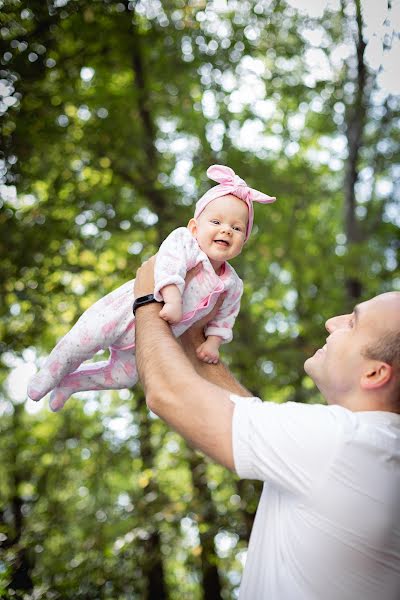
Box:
154 227 200 301
204 277 243 343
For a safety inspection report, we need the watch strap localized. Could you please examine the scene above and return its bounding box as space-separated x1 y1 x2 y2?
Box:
132 293 162 315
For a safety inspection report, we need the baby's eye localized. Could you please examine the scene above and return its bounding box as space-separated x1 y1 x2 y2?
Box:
211 219 220 225
233 226 242 232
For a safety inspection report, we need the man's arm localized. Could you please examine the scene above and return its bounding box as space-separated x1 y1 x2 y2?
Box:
134 258 251 471
179 325 251 395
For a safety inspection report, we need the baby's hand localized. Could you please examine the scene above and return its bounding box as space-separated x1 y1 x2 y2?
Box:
196 340 220 364
159 302 183 324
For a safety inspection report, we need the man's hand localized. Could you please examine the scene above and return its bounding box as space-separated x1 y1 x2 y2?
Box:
134 254 248 472
134 256 224 336
180 294 225 355
192 295 225 331
134 255 157 298
134 256 202 300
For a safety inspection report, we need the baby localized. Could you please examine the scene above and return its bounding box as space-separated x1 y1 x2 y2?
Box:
27 165 275 412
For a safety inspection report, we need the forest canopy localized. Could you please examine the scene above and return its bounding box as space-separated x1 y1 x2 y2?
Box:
0 0 399 598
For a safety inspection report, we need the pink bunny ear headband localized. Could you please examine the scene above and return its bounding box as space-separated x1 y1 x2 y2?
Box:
194 165 276 241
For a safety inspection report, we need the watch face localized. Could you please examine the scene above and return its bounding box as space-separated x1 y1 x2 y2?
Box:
133 294 156 314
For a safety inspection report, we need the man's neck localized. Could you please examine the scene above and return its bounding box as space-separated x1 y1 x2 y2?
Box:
328 393 400 414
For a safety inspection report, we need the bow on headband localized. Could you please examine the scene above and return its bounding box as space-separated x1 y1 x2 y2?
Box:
194 164 276 241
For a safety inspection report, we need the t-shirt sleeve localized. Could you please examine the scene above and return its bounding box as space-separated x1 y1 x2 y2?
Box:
231 394 340 496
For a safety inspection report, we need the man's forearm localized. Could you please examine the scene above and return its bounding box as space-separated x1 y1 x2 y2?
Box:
180 328 251 397
135 303 242 470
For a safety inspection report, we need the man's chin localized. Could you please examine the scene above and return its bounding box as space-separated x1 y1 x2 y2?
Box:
303 356 314 377
304 357 323 387
304 359 329 398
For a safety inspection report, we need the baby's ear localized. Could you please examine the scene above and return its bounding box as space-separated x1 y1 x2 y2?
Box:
187 218 197 237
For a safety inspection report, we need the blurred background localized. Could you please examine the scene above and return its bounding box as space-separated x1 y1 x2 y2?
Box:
0 0 399 597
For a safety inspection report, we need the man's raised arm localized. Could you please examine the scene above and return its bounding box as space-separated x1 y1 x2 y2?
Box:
134 257 251 470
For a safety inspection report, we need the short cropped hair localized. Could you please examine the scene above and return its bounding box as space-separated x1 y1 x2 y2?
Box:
363 331 400 368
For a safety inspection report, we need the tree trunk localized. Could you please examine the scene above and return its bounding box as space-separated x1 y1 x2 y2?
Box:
188 450 223 600
4 405 34 597
137 398 168 600
343 0 368 305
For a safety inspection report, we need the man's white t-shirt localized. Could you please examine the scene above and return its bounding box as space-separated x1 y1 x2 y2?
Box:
231 395 400 600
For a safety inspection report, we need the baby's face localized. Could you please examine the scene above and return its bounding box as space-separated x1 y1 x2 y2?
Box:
189 194 248 270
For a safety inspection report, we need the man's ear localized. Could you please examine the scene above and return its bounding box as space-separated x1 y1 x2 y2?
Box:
187 218 197 237
361 362 393 390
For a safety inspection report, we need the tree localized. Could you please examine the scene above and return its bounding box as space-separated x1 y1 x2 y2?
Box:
1 0 398 597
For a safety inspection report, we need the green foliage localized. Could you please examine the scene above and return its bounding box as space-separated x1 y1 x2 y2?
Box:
0 0 399 597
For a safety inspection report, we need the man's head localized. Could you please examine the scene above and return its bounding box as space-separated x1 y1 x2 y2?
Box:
304 292 400 413
188 194 248 272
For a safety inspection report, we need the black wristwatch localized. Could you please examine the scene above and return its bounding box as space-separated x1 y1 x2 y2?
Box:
132 293 163 315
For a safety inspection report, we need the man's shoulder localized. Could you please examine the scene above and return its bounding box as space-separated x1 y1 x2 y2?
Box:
283 401 355 429
233 398 345 436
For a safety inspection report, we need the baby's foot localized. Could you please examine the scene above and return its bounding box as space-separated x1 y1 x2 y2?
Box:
49 387 72 412
28 372 52 402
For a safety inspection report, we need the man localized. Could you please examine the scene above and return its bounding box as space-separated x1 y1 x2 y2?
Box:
133 258 400 600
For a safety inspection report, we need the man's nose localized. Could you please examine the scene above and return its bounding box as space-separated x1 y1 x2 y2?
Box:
325 314 348 333
325 317 336 333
